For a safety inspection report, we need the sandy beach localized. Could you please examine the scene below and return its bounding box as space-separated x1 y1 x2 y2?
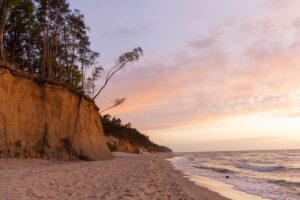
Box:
0 153 228 200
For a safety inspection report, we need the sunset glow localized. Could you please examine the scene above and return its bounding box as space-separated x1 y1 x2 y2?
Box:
71 0 300 151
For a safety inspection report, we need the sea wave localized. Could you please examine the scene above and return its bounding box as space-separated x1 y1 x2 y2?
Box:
172 150 300 200
193 165 236 174
269 180 300 188
235 162 284 172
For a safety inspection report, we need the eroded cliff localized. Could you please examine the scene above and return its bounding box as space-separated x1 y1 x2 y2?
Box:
0 67 112 160
102 116 172 154
106 136 148 154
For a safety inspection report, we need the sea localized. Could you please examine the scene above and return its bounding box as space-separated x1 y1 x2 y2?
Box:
169 149 300 200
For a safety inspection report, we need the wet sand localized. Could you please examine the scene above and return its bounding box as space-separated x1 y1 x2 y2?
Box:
0 153 228 200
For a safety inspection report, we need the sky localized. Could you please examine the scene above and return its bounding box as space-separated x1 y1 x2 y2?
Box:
70 0 300 152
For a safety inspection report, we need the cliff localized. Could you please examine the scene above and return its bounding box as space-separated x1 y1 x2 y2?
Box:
102 115 172 154
105 136 148 154
0 66 112 160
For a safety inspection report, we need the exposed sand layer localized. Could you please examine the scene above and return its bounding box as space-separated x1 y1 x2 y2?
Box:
0 153 228 200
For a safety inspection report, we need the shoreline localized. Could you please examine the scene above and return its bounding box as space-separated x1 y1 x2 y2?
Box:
0 153 228 200
169 155 270 200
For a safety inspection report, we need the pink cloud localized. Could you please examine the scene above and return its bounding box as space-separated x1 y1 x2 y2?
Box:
95 6 300 132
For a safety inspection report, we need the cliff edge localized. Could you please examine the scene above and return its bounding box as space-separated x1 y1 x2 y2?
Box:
0 67 112 160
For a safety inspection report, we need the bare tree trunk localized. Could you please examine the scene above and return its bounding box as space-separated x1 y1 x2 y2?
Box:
58 57 61 81
41 0 48 78
63 23 70 83
54 16 59 80
92 63 125 100
0 32 5 61
0 3 10 62
27 26 33 74
11 31 17 65
80 55 85 91
46 20 51 79
71 31 75 87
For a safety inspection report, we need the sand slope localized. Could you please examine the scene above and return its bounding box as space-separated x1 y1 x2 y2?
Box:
0 154 228 200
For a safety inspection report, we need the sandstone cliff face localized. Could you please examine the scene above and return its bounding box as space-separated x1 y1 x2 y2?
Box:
0 67 112 160
105 136 148 154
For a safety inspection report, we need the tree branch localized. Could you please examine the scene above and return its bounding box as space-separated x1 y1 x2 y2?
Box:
99 98 126 114
92 47 143 101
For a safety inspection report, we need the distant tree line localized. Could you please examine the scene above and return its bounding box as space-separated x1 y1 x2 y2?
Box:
0 0 142 101
102 114 172 153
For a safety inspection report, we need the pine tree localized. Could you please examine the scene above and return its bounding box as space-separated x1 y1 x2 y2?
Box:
0 0 143 108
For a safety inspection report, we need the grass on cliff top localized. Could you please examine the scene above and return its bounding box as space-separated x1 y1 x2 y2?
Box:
101 115 172 153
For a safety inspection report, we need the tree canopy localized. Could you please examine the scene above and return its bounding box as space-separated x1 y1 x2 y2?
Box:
0 0 142 103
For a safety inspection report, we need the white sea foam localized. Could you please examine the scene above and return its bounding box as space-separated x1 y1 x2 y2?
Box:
170 150 300 200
